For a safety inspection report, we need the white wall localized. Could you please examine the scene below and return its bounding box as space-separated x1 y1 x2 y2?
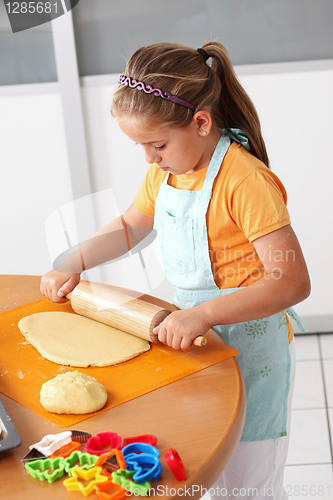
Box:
0 89 73 275
1 62 332 331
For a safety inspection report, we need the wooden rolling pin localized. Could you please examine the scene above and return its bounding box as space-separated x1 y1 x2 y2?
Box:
66 281 207 347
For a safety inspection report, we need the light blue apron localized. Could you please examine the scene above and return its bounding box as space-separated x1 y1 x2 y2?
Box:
153 130 305 441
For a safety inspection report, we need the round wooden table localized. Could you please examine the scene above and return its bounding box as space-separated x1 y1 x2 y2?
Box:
0 275 245 500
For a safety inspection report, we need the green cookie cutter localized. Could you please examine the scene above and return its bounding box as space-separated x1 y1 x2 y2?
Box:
25 457 66 483
111 469 151 496
64 450 99 476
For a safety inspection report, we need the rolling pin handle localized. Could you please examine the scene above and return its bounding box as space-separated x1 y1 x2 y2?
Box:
66 282 207 348
193 336 207 347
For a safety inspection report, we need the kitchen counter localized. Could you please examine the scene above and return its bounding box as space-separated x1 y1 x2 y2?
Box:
0 275 246 499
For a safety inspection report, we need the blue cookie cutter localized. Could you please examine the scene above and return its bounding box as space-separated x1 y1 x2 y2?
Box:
125 453 162 483
122 442 159 459
122 442 161 484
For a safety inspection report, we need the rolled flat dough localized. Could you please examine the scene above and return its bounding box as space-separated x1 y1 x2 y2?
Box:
18 311 150 367
40 372 107 414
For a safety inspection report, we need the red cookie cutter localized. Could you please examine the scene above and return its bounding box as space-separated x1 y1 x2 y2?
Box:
122 434 157 447
85 432 122 456
164 448 186 481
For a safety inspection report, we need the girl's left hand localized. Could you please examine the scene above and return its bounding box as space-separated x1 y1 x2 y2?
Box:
153 307 211 352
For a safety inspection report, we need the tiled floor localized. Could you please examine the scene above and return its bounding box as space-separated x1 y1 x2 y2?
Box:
284 333 333 499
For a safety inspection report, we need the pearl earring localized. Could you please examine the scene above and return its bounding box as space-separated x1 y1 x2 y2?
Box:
203 131 207 135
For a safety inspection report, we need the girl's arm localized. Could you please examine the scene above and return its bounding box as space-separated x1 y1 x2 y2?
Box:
154 225 311 351
40 203 153 303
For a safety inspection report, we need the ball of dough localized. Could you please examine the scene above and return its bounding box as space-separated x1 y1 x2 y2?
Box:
40 372 107 414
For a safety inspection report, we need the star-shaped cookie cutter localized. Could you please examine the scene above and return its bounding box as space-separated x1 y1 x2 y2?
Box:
94 480 127 500
63 466 108 496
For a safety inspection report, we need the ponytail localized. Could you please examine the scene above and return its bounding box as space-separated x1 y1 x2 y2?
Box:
201 42 269 168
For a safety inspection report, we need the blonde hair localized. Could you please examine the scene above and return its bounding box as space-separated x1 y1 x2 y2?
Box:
111 41 270 168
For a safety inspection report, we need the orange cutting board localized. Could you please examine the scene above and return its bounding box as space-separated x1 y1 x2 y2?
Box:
0 298 239 427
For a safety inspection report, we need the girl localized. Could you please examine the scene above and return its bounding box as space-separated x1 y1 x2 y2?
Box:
41 42 310 499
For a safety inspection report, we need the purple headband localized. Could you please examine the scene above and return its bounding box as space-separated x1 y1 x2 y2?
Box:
118 75 196 111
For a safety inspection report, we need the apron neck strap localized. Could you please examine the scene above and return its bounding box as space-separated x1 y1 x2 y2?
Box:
202 128 250 195
224 128 250 151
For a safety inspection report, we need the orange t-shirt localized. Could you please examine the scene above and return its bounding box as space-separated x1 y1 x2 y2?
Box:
134 142 293 342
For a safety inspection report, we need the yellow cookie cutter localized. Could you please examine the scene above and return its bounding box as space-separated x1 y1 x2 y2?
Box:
63 465 108 496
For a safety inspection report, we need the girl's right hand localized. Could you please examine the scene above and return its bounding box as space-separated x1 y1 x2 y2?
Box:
40 270 81 303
